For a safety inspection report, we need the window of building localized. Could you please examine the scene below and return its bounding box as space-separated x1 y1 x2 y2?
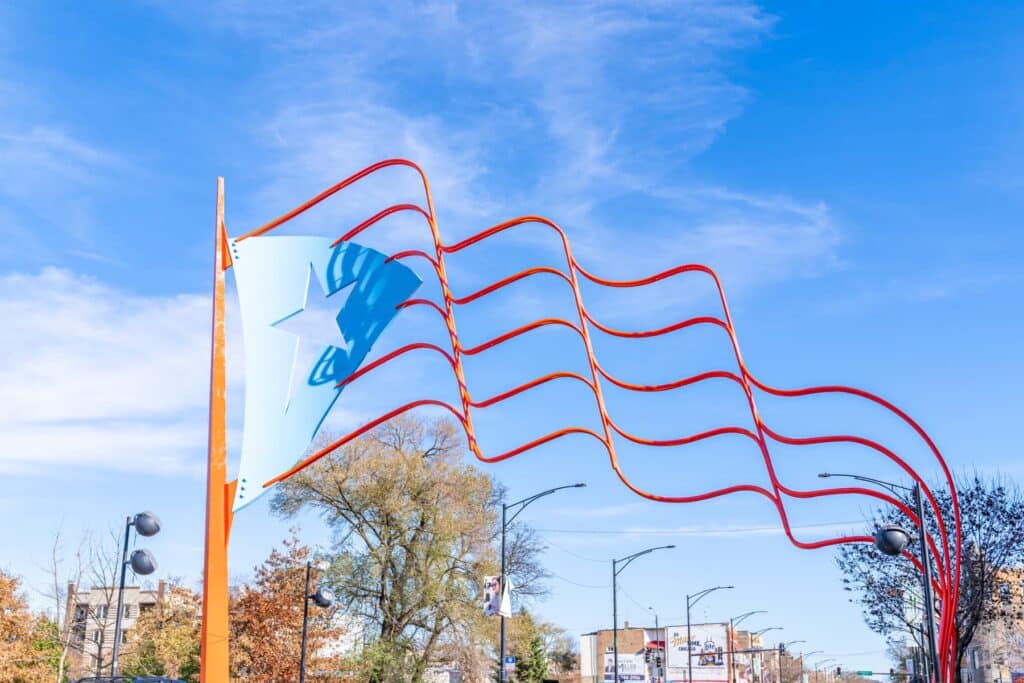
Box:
92 630 101 643
999 583 1012 602
95 605 109 620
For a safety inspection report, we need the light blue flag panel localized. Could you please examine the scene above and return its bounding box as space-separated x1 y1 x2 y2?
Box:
229 236 421 511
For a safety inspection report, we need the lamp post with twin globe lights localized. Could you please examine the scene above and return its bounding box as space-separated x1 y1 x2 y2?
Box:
819 471 940 682
299 559 334 683
110 511 161 676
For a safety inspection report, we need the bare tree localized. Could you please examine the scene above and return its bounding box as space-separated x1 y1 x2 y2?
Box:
40 527 127 679
836 474 1024 682
37 527 86 683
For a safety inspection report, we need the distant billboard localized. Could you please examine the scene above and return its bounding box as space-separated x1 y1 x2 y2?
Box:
603 652 646 682
665 623 728 683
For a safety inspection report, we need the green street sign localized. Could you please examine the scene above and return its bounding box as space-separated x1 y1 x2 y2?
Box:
856 671 873 676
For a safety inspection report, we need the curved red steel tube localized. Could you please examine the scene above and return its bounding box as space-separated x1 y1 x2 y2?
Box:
247 159 961 676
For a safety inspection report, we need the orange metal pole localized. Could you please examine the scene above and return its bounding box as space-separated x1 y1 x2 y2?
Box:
200 177 231 682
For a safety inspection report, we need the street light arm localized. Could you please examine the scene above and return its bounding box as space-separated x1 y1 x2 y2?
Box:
753 627 783 637
687 585 734 607
731 610 766 627
505 483 586 526
818 472 912 497
614 544 674 575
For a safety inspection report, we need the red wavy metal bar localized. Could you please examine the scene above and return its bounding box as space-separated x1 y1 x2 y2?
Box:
247 159 960 678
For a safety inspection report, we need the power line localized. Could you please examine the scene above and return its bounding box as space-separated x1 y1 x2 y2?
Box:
618 584 653 614
544 538 608 564
535 520 862 537
549 571 609 589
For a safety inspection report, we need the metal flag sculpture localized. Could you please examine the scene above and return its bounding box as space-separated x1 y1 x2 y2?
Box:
202 161 960 682
230 235 420 510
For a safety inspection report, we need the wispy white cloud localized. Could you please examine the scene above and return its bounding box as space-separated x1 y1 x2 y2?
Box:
156 0 836 293
546 502 649 520
826 268 1021 313
0 268 212 475
0 23 123 254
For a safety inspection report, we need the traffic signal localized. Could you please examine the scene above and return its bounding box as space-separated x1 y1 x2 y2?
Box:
836 667 842 678
655 655 663 668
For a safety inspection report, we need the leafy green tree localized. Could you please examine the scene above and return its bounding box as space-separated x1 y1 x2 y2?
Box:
0 569 52 682
515 635 548 683
120 582 201 683
272 415 548 683
29 616 64 679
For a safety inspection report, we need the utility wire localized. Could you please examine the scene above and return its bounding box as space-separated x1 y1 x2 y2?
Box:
618 584 653 614
548 571 609 589
544 539 609 564
535 520 862 536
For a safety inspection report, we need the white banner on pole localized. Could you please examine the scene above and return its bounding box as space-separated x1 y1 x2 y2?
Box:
499 576 514 617
483 576 501 616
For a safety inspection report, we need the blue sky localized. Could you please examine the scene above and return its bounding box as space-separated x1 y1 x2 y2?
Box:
1 0 1022 676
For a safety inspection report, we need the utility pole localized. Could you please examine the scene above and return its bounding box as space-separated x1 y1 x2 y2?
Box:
613 546 674 683
499 483 585 681
686 586 734 683
913 483 940 683
818 473 941 682
730 611 767 683
649 607 662 683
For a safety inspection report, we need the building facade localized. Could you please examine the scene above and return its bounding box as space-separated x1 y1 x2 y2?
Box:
64 580 165 678
961 568 1024 683
579 624 806 683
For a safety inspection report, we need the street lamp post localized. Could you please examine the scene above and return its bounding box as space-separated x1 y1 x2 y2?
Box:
110 511 161 676
801 650 823 683
814 659 836 683
649 606 663 683
686 585 734 683
299 560 334 683
819 472 940 682
751 628 782 683
729 611 766 683
780 641 805 683
613 545 675 683
500 483 585 681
